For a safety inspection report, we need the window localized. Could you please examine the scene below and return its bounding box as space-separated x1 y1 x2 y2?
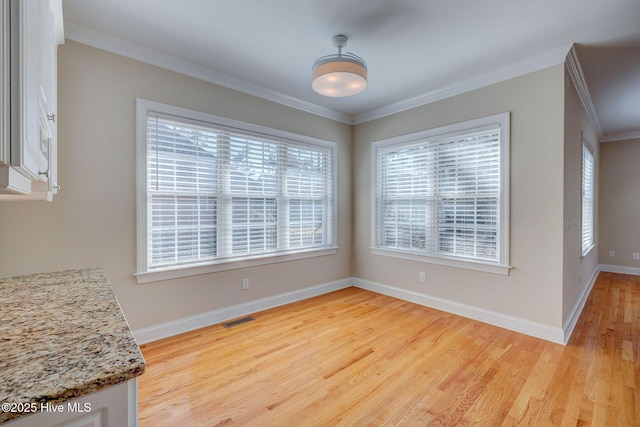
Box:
372 113 510 275
581 141 595 255
136 100 336 283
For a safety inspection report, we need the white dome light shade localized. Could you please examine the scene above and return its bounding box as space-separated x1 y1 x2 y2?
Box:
312 35 367 97
312 56 367 97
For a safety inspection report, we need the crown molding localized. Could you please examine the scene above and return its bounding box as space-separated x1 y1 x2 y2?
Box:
353 44 573 124
64 22 353 124
64 24 607 130
565 45 603 138
600 130 640 143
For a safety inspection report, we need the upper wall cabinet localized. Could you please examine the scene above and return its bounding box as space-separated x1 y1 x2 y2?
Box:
0 0 64 201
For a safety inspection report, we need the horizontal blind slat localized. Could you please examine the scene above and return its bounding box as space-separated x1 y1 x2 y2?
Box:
376 123 502 262
146 113 334 269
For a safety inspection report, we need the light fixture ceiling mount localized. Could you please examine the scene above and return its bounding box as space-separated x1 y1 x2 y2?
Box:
312 35 367 97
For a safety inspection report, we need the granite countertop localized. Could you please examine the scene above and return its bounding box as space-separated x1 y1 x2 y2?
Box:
0 268 145 423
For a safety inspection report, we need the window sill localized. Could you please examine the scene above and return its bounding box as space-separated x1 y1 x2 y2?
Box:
581 243 596 258
135 247 338 284
371 248 511 276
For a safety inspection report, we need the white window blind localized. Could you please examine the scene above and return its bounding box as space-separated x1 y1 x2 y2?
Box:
581 142 595 255
139 104 335 277
372 113 509 272
147 116 219 268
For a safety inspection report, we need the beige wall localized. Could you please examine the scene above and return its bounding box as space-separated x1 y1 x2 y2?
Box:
0 41 353 330
562 66 599 325
0 41 609 337
599 138 640 269
352 65 567 328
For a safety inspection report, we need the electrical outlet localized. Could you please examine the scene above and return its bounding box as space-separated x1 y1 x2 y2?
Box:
242 278 249 290
609 250 615 257
419 272 426 283
633 253 640 261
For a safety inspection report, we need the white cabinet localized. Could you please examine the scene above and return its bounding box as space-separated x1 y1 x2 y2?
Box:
4 379 139 427
0 1 12 169
12 0 41 182
0 0 63 200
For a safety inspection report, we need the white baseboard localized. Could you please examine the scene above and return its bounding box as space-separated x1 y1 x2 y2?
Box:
136 268 636 346
599 264 640 276
352 277 566 344
562 267 600 343
133 278 353 344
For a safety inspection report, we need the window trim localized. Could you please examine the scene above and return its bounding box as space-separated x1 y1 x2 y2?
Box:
581 139 595 257
370 112 511 275
135 99 338 284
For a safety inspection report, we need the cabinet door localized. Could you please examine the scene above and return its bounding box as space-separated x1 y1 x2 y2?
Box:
10 0 41 180
0 0 9 166
38 0 57 186
2 380 135 427
0 0 61 198
40 0 56 118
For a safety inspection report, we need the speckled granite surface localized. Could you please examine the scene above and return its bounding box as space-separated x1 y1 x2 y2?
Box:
0 268 145 423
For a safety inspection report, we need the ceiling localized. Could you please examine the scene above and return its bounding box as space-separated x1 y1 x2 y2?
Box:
61 0 640 139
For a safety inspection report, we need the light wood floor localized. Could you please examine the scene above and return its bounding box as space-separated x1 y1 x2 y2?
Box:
138 272 639 426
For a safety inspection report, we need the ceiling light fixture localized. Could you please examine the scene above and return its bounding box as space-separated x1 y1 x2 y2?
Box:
312 35 367 97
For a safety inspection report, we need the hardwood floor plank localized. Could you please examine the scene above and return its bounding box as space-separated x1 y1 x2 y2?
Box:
139 272 640 426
